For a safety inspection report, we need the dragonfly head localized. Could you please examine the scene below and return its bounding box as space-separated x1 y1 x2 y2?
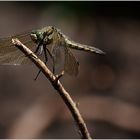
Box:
30 30 44 44
30 26 54 44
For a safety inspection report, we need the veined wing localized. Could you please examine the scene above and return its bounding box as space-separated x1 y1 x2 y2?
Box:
48 31 65 73
48 30 79 76
0 32 36 65
64 47 79 76
50 43 79 76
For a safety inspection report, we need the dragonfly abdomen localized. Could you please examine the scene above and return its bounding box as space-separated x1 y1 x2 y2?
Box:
66 39 105 54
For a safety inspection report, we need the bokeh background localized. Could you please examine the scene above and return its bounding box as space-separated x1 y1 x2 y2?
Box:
0 1 140 138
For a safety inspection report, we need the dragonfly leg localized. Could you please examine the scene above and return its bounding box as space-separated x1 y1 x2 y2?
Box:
34 45 48 81
34 60 48 80
52 56 56 74
34 69 42 80
43 45 48 63
34 44 40 54
34 42 44 55
46 48 53 59
45 48 56 74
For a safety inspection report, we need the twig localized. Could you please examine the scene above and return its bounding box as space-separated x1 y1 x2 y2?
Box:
12 38 92 139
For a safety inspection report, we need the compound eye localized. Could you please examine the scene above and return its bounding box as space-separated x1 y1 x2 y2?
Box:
30 33 38 43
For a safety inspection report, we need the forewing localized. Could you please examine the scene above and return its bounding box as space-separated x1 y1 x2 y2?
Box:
0 32 36 65
64 47 79 76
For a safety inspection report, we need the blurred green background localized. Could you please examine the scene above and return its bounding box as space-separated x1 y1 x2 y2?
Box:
0 1 140 138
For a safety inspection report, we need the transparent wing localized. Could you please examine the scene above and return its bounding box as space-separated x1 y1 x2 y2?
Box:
64 47 79 76
0 32 36 65
51 45 63 65
49 43 65 74
48 31 79 76
46 31 65 73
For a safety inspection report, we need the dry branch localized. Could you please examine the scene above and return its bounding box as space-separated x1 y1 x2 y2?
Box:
12 38 92 139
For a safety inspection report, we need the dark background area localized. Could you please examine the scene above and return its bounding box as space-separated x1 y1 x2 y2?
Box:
0 1 140 139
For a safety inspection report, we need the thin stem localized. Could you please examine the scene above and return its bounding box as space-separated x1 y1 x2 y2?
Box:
12 38 92 139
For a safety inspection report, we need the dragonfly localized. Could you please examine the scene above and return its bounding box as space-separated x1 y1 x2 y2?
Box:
0 26 105 79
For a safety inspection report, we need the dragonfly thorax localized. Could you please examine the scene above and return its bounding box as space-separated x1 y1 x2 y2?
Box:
43 26 54 36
